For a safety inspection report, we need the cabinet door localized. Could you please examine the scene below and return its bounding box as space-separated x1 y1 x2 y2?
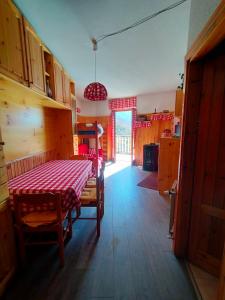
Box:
158 138 180 192
63 72 71 107
54 60 64 102
0 0 27 83
175 90 183 117
24 20 45 94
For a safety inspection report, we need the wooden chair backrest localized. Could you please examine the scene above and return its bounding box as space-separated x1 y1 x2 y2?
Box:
14 193 63 225
97 162 105 199
70 155 88 160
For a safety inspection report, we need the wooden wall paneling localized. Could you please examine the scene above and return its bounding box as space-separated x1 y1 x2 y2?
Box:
134 118 173 165
0 133 9 203
55 110 73 159
173 60 203 257
0 73 71 110
0 92 59 161
0 0 27 84
6 149 56 180
24 18 46 94
0 75 73 163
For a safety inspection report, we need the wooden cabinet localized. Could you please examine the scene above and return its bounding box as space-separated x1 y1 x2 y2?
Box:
63 72 71 107
0 0 27 84
0 0 76 109
53 60 64 102
24 19 46 94
175 89 183 117
158 137 180 193
0 129 16 297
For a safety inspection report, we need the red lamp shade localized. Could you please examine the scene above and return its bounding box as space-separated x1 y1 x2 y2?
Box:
84 82 107 101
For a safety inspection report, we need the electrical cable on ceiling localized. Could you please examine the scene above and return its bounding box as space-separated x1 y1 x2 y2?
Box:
96 0 188 43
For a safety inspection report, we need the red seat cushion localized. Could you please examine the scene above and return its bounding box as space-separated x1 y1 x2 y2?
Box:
78 144 88 155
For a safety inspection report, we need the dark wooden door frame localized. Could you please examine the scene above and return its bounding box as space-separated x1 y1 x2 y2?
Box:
173 0 225 257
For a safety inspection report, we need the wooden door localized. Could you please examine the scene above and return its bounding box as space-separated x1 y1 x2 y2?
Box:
63 72 71 108
24 19 46 94
0 0 27 84
218 244 225 300
188 45 225 276
54 60 64 103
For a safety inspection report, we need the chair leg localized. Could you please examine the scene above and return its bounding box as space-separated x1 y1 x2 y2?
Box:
68 210 72 239
17 226 26 266
58 226 65 267
101 192 104 219
76 207 81 218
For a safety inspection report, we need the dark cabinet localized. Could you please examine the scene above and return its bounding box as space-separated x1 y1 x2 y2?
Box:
143 144 159 171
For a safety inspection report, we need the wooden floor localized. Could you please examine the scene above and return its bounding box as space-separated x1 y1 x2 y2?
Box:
3 164 197 300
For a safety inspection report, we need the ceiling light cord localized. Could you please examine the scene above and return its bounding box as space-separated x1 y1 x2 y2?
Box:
96 0 188 43
94 50 97 82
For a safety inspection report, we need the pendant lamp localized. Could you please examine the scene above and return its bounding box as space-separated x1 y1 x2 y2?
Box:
84 39 108 101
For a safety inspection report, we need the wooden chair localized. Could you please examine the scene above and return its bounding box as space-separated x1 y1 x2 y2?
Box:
14 193 72 267
70 154 88 160
78 163 105 237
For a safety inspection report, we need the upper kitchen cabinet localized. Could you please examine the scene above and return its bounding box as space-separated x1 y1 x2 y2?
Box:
0 0 27 84
175 89 184 117
24 18 46 94
53 59 64 103
63 72 72 108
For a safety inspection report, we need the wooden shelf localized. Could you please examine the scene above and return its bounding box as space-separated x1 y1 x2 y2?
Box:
0 73 70 110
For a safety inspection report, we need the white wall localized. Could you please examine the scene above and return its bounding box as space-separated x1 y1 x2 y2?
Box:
77 90 176 116
188 0 220 48
76 97 97 116
95 101 111 116
137 91 175 114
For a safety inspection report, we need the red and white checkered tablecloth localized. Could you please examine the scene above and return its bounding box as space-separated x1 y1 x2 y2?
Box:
8 160 93 213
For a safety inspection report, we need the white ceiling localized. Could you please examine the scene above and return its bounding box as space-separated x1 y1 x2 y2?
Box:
14 0 191 99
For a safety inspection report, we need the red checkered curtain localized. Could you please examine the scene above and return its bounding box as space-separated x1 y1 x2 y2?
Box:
111 110 116 162
109 97 136 111
131 108 137 163
109 97 137 162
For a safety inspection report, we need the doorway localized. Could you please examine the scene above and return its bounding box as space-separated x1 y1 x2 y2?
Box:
187 42 225 277
174 23 225 300
115 110 132 164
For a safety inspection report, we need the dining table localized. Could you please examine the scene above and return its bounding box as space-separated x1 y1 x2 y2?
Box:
8 160 93 213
